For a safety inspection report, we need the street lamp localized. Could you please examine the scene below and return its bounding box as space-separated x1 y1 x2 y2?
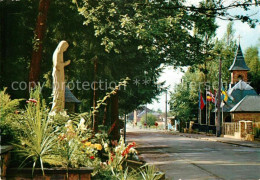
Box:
165 89 168 130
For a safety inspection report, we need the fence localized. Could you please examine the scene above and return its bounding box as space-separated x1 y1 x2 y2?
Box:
223 122 239 136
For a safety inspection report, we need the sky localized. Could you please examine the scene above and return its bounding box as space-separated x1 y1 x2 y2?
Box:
148 2 260 111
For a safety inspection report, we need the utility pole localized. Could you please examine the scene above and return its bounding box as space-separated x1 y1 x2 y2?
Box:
216 57 222 137
165 90 168 130
145 104 148 128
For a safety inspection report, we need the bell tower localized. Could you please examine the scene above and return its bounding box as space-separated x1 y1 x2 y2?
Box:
229 44 250 85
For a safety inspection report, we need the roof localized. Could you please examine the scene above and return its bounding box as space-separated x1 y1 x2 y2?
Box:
221 81 257 112
228 80 254 93
65 87 81 103
229 44 250 71
230 95 260 112
137 108 161 118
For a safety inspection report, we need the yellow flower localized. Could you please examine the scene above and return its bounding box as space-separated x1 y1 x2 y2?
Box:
90 144 95 148
95 144 102 150
85 142 92 146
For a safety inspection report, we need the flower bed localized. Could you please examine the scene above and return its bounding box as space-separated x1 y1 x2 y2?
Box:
6 167 93 180
1 88 165 180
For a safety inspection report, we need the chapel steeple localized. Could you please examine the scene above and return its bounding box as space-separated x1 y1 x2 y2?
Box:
229 44 250 85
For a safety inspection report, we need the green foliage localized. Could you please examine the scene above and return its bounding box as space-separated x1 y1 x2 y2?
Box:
244 46 260 93
93 136 138 179
13 88 56 176
206 22 237 85
0 88 22 144
0 88 21 118
169 22 237 126
53 118 106 173
93 77 130 115
253 128 260 138
139 165 164 180
140 113 157 126
169 71 199 123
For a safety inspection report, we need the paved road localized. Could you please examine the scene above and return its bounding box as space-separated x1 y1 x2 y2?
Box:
126 128 260 180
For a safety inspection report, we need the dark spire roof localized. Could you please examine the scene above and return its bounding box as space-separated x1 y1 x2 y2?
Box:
65 87 81 103
229 44 250 71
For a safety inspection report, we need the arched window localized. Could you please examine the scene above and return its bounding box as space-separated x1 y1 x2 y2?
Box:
238 75 243 81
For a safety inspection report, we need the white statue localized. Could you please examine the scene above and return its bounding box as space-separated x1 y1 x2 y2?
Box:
50 41 70 114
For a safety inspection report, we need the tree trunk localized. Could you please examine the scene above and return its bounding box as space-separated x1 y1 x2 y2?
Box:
102 100 109 126
28 0 50 88
92 56 98 132
110 93 120 140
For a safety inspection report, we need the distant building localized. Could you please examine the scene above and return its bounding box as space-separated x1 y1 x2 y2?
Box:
128 106 163 124
65 87 81 113
221 44 260 139
222 44 260 123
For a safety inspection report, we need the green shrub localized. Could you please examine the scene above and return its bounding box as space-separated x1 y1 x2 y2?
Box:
253 127 260 138
139 165 164 180
140 113 157 126
0 88 22 144
13 88 56 175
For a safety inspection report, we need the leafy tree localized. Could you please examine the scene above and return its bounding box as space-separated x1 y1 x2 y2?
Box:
140 113 157 126
169 22 238 129
1 0 258 138
159 0 259 28
169 70 201 126
244 46 260 93
202 22 237 89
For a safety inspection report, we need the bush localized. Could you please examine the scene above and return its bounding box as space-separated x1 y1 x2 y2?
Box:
140 113 157 126
0 88 22 144
254 127 260 138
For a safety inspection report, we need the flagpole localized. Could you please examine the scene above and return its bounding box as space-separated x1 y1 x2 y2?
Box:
214 90 217 129
198 89 201 125
216 56 222 137
200 105 202 125
206 89 208 134
222 105 224 125
209 103 210 126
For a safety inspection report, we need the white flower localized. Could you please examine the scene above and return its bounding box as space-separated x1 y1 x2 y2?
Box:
78 117 86 131
129 148 137 154
115 146 120 153
66 120 73 128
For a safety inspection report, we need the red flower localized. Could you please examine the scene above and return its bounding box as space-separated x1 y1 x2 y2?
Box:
144 123 147 126
26 98 37 105
155 122 158 126
121 142 136 156
90 156 95 160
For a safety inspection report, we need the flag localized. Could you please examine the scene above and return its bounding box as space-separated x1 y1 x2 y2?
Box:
206 91 215 103
199 91 205 110
221 87 228 102
227 94 234 103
